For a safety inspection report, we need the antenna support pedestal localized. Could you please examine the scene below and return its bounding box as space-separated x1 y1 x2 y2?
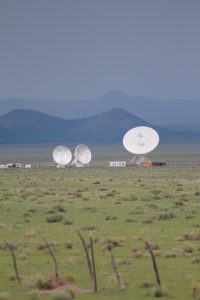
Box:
130 155 152 166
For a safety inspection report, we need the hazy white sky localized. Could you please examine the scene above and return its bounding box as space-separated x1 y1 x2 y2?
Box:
0 0 200 100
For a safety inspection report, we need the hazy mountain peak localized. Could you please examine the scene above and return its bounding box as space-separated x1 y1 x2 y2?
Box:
1 92 200 126
103 90 129 99
1 108 52 121
101 107 130 115
0 108 65 129
86 107 146 122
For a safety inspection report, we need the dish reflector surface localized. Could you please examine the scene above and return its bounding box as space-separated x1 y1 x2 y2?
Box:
123 126 159 155
53 146 72 166
75 144 92 165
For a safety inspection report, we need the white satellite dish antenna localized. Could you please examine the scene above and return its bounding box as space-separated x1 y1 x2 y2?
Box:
72 144 92 167
53 146 72 167
123 126 159 165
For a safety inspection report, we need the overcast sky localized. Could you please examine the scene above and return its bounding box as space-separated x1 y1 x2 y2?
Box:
0 0 200 101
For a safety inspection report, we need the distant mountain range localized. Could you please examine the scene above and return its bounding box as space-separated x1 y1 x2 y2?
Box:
0 90 200 127
0 108 199 144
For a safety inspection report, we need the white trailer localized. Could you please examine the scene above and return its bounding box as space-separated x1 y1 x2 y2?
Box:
109 161 126 167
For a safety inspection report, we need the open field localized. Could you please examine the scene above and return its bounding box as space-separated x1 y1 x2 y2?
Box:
0 143 200 165
0 144 200 300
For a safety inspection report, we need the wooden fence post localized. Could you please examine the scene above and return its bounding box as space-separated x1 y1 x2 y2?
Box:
89 230 97 293
107 245 125 291
4 240 21 284
44 239 59 280
145 241 161 287
76 230 94 288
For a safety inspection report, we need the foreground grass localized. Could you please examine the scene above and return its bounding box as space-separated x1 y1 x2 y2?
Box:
0 166 200 300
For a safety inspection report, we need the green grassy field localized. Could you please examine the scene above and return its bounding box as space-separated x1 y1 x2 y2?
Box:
0 144 200 300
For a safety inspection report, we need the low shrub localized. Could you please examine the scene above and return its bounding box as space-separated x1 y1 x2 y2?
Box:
154 286 168 297
46 214 63 223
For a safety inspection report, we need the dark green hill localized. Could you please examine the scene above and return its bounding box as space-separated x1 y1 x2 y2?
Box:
0 108 199 144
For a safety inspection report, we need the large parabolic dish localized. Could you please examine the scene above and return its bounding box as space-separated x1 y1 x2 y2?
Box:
123 126 159 155
74 144 92 165
53 146 72 166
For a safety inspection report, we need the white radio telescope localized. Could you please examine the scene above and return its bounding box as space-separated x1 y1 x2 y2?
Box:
123 126 159 165
53 146 72 167
73 144 92 167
